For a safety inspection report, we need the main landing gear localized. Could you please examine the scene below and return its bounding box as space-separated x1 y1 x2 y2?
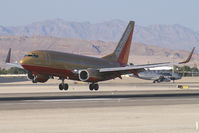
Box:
89 83 99 91
59 78 68 91
58 79 99 91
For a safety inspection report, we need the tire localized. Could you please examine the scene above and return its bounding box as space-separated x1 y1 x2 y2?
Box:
89 84 94 91
94 84 99 91
59 84 63 90
63 84 68 90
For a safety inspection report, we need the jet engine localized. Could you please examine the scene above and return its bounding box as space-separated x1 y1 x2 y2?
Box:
77 68 100 82
78 70 89 81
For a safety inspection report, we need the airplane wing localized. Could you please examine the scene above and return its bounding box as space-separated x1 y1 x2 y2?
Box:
5 48 24 69
99 47 195 73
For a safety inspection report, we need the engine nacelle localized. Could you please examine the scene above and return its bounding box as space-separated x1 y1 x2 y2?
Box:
78 68 101 82
78 70 89 81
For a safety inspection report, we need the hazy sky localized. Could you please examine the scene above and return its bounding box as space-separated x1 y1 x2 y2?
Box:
0 0 199 30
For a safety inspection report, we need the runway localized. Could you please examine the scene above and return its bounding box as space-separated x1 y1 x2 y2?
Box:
1 78 199 133
1 90 199 110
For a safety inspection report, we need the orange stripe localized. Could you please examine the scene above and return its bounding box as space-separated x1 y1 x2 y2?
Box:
117 30 133 66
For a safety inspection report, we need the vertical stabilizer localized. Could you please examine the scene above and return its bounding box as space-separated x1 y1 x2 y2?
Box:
6 48 11 63
103 21 135 66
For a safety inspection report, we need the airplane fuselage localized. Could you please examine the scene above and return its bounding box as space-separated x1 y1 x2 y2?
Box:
20 50 120 82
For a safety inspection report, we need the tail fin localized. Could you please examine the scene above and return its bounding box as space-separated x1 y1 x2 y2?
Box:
6 48 11 63
103 21 135 66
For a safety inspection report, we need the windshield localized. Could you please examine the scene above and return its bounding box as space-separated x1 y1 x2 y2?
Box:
24 54 39 58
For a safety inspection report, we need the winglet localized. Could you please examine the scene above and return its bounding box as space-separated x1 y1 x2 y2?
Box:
5 48 11 63
179 47 195 64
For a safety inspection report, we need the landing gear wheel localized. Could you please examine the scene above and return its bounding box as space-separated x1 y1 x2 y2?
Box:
63 84 68 90
94 84 99 91
59 83 69 91
89 84 94 91
59 84 64 90
89 83 99 91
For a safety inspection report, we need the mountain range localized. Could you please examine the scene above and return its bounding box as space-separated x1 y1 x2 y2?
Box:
0 19 198 51
0 36 198 68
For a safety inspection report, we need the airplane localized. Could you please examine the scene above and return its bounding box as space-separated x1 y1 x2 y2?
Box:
129 70 182 83
5 21 195 91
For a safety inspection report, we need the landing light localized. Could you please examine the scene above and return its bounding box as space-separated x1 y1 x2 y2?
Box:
72 69 78 74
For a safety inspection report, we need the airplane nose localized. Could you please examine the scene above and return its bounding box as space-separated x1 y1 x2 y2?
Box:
20 58 25 65
20 58 30 66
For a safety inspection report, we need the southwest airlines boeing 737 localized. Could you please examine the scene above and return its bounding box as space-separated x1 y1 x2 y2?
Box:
5 21 195 91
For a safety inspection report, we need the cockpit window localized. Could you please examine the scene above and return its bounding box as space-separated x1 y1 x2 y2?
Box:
24 54 39 58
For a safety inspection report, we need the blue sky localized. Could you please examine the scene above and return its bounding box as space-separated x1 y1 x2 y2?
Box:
0 0 199 30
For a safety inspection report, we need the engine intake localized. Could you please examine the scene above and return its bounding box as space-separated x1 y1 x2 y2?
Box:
79 70 89 81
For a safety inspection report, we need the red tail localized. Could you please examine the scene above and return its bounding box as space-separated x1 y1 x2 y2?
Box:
6 48 11 63
103 21 135 66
